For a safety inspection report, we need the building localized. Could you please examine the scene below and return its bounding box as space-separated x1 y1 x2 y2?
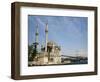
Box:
28 23 61 66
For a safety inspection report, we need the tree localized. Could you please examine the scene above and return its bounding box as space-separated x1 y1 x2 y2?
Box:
28 43 38 61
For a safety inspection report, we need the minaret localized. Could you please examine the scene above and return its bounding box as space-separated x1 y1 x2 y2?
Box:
35 24 39 44
45 23 48 52
34 24 39 52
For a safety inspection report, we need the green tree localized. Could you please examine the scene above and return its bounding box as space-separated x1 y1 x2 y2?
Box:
28 43 38 61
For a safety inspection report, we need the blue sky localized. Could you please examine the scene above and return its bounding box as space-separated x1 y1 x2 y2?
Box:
28 15 88 57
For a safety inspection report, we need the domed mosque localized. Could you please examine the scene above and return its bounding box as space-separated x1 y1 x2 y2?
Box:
29 22 61 66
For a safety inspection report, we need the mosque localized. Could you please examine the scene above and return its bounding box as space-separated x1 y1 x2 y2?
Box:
28 23 61 66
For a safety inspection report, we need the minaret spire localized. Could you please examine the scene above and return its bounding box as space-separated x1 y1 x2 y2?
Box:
33 23 39 54
35 23 39 44
45 22 48 52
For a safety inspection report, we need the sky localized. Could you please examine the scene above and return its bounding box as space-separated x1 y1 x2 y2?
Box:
28 15 88 57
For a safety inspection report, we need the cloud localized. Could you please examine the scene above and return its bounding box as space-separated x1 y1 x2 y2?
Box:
35 16 45 26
